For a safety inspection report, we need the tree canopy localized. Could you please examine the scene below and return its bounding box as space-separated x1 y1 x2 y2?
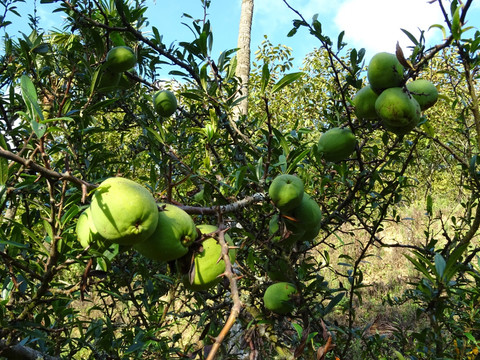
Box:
1 1 480 359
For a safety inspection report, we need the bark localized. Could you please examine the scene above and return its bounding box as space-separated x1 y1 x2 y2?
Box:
234 0 254 118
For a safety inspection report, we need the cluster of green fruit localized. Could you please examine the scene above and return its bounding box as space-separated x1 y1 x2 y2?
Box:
75 177 235 291
261 174 322 314
95 46 179 118
354 52 439 135
97 46 138 92
268 174 322 247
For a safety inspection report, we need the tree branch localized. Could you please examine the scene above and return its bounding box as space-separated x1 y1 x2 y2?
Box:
179 192 266 215
0 147 96 194
0 339 60 360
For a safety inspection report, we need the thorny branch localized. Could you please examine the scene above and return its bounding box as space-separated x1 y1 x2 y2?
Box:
205 224 243 360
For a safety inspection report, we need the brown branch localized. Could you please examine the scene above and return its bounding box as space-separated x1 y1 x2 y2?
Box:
205 227 243 360
0 147 96 193
179 192 266 215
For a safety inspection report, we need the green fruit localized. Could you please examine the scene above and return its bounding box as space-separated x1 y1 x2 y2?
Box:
153 90 178 117
375 87 421 135
178 224 236 291
263 282 297 314
268 174 304 212
76 207 108 251
353 85 379 120
105 46 137 73
96 69 121 93
367 52 404 93
90 177 158 246
406 79 438 110
284 192 322 242
316 127 357 162
134 203 198 262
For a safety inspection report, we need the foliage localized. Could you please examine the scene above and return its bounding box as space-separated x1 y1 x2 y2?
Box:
0 0 480 359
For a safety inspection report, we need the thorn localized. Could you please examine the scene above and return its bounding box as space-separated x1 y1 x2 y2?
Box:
216 271 227 279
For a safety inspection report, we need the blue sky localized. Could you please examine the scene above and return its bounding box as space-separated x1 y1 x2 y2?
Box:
4 0 480 74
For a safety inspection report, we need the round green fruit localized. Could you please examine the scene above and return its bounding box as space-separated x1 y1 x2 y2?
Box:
134 203 198 262
178 224 236 291
153 90 178 117
263 282 297 314
268 174 304 212
105 46 137 73
316 127 357 162
76 206 108 251
353 85 379 120
375 87 421 135
284 192 322 240
90 177 158 246
406 79 438 111
367 52 404 93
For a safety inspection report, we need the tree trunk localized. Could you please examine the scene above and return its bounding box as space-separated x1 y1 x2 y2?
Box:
234 0 254 119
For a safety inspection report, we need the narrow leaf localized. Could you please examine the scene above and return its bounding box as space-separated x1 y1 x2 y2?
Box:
324 292 344 315
452 6 461 40
0 133 8 185
401 28 419 45
434 253 446 280
260 63 270 94
272 72 304 94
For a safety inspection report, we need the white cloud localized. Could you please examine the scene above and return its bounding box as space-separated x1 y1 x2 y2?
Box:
334 0 445 57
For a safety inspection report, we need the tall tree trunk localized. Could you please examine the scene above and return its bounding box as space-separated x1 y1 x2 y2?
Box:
234 0 254 119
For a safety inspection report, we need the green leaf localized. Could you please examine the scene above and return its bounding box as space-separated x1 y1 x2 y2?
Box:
291 322 303 338
260 63 270 94
404 253 435 282
271 72 304 94
286 148 310 173
20 75 46 137
434 253 446 280
429 24 447 39
324 292 344 315
255 157 264 181
452 6 461 40
109 31 126 46
426 194 433 216
443 242 468 282
0 133 8 185
401 28 419 45
337 30 345 51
